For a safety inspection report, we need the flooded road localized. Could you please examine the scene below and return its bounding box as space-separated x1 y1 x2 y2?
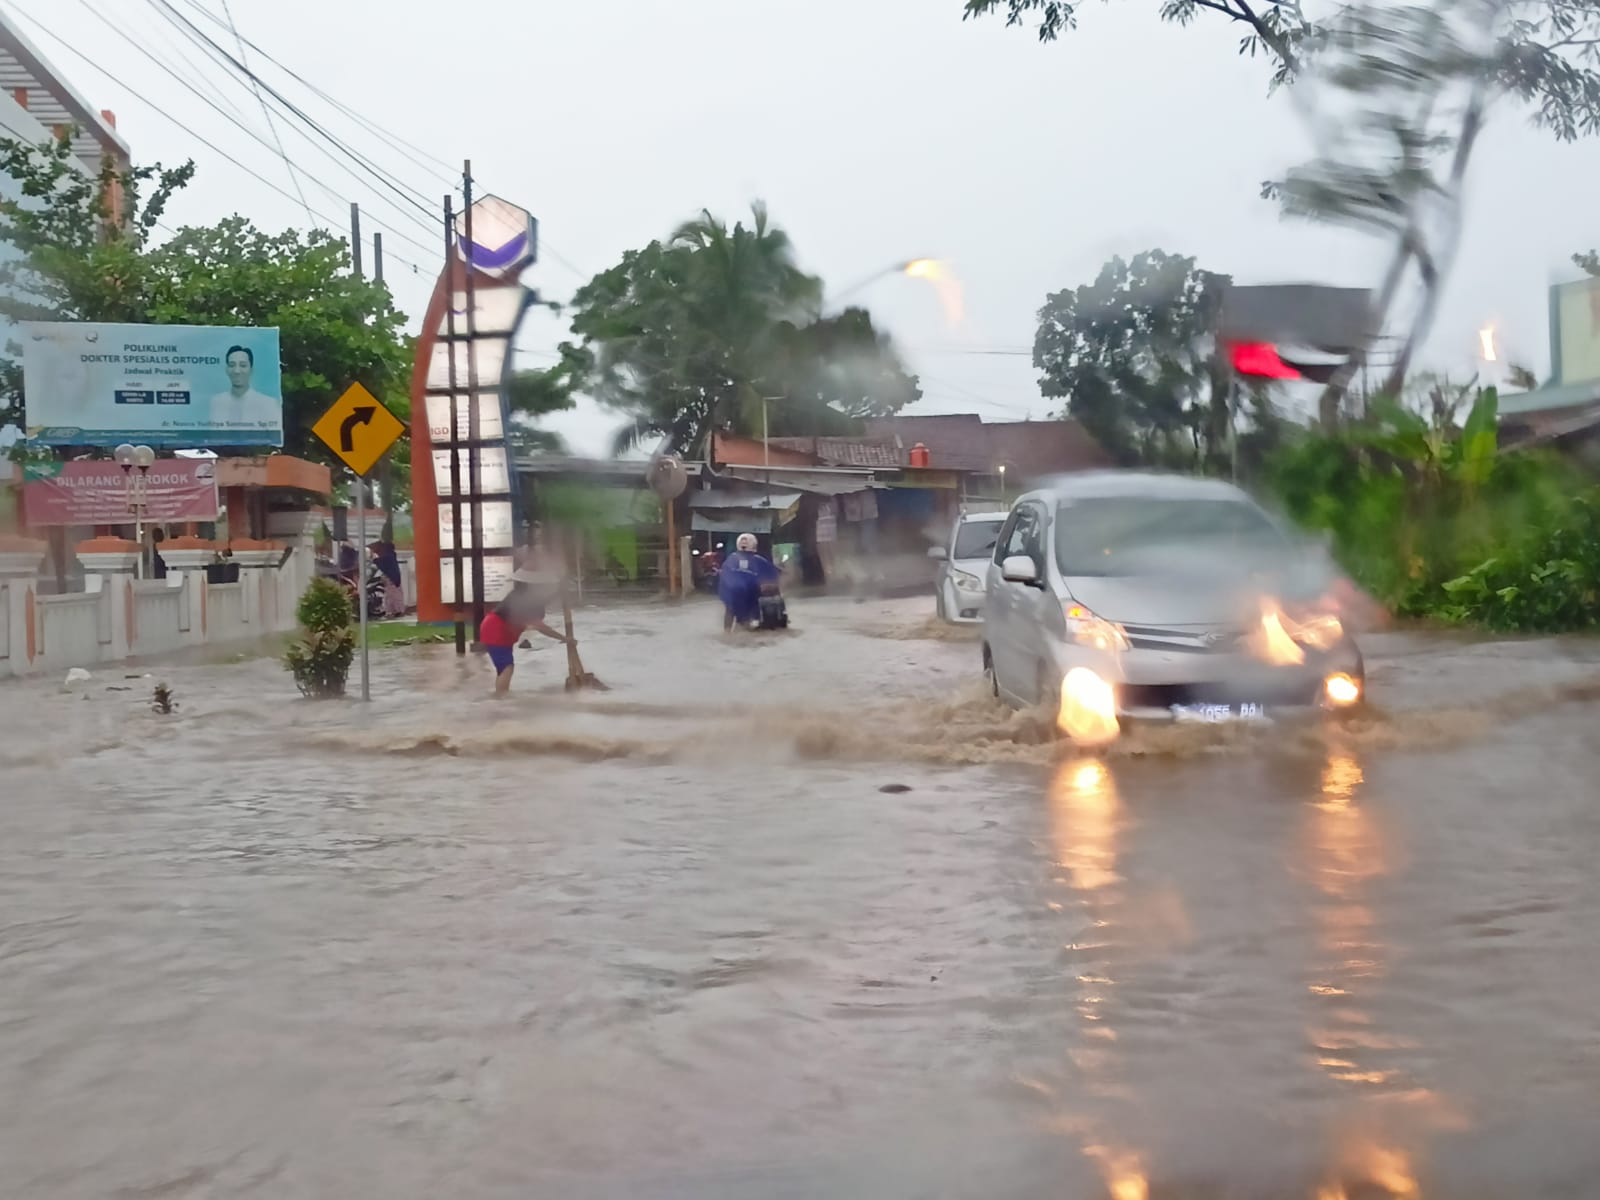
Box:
4 596 1600 1197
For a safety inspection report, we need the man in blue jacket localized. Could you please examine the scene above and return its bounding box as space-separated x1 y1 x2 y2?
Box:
717 533 780 630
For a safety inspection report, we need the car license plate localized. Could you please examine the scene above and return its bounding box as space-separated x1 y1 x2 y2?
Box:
1171 702 1269 723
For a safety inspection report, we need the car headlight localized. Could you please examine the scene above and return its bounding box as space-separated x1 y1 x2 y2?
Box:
952 570 984 593
1063 603 1129 652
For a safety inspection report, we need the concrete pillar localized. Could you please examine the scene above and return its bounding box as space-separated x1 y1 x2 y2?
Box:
75 536 141 661
157 536 216 646
226 538 283 631
0 536 46 678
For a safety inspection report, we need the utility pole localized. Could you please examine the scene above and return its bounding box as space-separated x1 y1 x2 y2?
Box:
350 202 363 277
372 231 384 284
462 159 486 640
444 193 466 655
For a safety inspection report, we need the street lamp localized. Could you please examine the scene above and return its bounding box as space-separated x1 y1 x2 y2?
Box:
997 463 1007 506
115 443 156 579
827 258 946 310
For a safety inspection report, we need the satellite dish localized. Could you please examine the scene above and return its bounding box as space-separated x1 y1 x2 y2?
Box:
647 454 688 499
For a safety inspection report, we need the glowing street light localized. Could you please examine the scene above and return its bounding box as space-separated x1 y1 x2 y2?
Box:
1478 324 1498 362
827 258 963 325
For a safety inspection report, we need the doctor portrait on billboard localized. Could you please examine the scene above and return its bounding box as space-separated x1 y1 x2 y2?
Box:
210 344 280 430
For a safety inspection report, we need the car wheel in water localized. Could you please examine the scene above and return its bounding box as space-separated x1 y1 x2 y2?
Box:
1036 662 1060 712
983 645 999 699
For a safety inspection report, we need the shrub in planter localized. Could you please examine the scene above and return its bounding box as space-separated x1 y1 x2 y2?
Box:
285 577 355 697
297 576 353 634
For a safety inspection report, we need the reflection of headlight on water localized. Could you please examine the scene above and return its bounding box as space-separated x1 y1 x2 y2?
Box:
1058 668 1120 745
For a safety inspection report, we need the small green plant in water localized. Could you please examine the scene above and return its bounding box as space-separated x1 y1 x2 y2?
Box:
285 577 355 698
150 682 177 714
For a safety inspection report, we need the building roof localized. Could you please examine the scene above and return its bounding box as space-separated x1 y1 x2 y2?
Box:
985 419 1111 478
866 414 991 472
865 413 1107 478
766 435 905 468
1498 378 1600 416
0 16 130 176
712 432 817 469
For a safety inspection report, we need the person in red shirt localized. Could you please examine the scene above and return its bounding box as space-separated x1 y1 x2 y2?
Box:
478 582 568 695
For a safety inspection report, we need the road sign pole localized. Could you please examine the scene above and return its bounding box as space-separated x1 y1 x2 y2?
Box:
355 473 370 701
310 381 405 701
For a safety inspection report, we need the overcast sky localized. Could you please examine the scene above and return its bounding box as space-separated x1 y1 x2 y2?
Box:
17 0 1598 453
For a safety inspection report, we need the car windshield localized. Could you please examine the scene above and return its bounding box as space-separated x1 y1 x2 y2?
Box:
952 518 1004 560
1055 496 1284 577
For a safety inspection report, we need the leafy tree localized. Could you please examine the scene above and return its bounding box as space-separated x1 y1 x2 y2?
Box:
0 130 410 471
502 347 583 456
0 131 192 437
969 0 1600 421
1267 0 1600 414
965 0 1317 87
767 307 922 431
144 217 410 460
550 202 919 455
1033 249 1232 469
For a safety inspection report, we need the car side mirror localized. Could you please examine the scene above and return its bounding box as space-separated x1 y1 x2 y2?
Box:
927 546 948 561
1001 555 1039 586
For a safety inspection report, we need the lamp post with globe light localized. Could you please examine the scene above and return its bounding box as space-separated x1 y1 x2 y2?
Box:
114 443 156 579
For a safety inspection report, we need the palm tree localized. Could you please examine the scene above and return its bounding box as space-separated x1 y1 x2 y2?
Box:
576 203 912 457
660 202 822 449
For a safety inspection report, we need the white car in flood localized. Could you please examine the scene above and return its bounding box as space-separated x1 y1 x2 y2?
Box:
981 473 1365 742
929 510 1008 624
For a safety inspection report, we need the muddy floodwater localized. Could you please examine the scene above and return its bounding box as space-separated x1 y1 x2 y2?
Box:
5 596 1600 1198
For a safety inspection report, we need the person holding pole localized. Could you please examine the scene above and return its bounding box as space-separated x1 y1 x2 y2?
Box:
477 580 568 696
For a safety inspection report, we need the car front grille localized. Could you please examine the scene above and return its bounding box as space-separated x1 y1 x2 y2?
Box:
1121 623 1248 654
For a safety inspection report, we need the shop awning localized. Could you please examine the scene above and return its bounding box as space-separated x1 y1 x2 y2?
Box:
692 509 774 534
719 466 876 496
689 487 801 533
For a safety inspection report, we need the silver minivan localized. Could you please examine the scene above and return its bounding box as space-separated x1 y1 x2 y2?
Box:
981 472 1364 741
929 509 1008 623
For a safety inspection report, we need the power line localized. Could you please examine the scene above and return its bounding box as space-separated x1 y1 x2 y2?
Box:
167 0 591 285
0 1 436 273
170 0 458 184
217 0 313 224
147 0 589 283
149 0 442 226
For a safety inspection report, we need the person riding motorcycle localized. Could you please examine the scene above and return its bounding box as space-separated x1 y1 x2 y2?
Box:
718 532 780 630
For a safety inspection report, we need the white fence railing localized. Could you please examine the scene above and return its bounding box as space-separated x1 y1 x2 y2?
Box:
1 542 395 679
37 593 102 666
134 582 185 656
208 581 244 640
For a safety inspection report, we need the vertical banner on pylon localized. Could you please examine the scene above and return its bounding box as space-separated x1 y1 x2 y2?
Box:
408 193 539 630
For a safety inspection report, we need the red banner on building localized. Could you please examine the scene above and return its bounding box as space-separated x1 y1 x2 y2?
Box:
22 459 220 525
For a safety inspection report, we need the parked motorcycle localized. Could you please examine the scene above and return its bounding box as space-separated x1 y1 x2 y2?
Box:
344 564 385 620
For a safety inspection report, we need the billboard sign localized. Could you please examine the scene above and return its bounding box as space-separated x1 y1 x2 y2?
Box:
1551 276 1600 386
22 322 284 448
22 458 220 525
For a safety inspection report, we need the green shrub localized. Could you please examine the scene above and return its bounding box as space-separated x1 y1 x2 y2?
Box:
1265 387 1600 633
296 576 353 634
285 577 355 697
285 628 356 698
